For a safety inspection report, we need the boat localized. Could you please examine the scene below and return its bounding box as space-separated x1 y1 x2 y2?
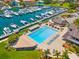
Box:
20 20 28 25
10 24 17 28
36 15 41 18
11 11 19 15
30 18 35 21
3 27 11 34
4 14 12 18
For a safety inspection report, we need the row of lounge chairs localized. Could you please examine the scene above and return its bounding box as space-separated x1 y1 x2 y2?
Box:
47 34 60 45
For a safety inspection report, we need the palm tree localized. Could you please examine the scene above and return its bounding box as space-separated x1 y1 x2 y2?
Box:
53 50 61 59
5 33 23 51
5 33 19 51
44 49 50 59
43 0 52 4
8 33 19 45
39 49 44 59
39 49 51 59
19 0 25 7
62 49 69 59
74 19 79 28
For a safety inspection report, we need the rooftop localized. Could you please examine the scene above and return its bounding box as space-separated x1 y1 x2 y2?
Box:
63 24 79 40
69 24 79 39
52 17 67 26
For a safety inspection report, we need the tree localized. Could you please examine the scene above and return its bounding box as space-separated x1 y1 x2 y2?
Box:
39 49 44 59
44 49 50 59
39 49 51 59
19 0 26 7
53 50 61 59
8 33 19 45
35 0 39 1
62 50 69 59
5 45 16 51
6 33 22 51
43 0 52 4
74 19 79 28
65 0 74 4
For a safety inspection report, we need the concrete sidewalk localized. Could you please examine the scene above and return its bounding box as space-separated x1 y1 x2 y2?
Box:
68 53 79 59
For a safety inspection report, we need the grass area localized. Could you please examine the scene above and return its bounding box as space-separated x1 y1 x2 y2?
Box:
45 3 61 7
62 3 70 8
65 41 79 56
0 42 40 59
45 2 70 8
45 2 78 13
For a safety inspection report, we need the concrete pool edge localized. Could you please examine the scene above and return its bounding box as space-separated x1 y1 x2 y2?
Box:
27 25 59 44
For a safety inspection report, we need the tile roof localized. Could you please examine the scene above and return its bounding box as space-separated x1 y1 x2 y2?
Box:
63 24 79 39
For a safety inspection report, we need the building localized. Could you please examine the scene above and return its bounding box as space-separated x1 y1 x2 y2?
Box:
63 24 79 45
52 17 68 27
4 0 11 2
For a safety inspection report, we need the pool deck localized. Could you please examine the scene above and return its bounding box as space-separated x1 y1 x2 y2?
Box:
13 26 68 52
13 34 37 48
37 27 68 52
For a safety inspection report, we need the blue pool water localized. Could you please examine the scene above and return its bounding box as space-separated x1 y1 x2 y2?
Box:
28 26 58 44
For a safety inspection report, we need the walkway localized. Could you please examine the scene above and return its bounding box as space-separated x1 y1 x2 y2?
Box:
68 53 79 59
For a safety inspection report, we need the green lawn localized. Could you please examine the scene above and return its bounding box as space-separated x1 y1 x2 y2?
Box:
0 42 40 59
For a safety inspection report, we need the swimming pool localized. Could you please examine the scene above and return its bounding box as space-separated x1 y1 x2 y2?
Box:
28 26 58 44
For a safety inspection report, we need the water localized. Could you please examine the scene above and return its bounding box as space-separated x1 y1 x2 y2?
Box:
28 26 58 44
0 6 63 37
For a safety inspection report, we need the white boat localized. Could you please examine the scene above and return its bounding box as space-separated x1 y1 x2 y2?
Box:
29 10 33 13
30 18 35 21
4 10 11 14
48 11 53 15
11 11 19 15
37 8 41 10
3 27 11 34
3 31 6 35
14 12 19 15
41 13 45 16
36 15 41 18
10 24 17 28
20 20 28 24
18 9 24 14
4 14 12 18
